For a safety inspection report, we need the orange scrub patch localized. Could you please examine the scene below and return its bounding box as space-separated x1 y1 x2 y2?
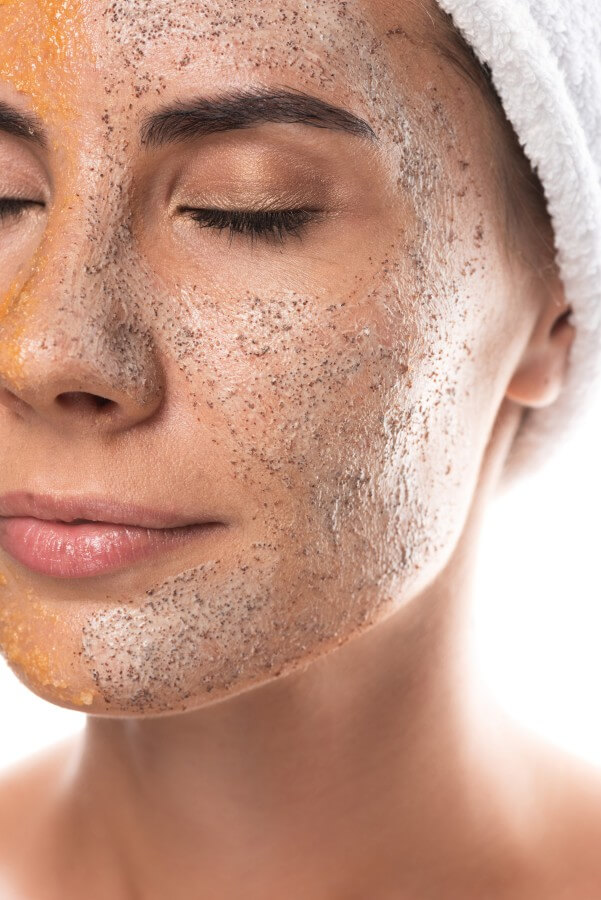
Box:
0 0 84 119
0 591 98 707
0 0 91 381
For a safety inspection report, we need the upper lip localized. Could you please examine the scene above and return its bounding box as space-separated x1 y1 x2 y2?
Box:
0 491 216 529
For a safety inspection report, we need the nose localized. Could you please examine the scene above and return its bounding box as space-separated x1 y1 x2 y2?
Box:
0 250 165 438
0 359 164 435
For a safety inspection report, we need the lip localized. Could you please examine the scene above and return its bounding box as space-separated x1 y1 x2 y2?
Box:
0 491 212 529
0 492 227 578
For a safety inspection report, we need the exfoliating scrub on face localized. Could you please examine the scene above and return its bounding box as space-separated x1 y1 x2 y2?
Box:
0 0 526 715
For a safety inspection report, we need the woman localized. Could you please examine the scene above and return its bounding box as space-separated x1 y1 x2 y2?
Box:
0 0 600 896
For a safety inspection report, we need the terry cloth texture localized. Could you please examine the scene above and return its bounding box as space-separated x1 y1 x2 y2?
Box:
434 0 601 483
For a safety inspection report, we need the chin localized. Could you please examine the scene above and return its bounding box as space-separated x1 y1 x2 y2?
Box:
5 613 380 718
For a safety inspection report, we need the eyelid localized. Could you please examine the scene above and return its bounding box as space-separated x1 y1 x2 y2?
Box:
0 196 45 205
0 135 53 201
177 205 327 245
0 196 46 223
173 181 329 211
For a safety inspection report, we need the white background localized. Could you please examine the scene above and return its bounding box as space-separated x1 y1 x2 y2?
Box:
1 405 600 774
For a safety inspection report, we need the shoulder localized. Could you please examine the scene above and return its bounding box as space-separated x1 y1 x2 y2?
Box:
0 733 78 829
0 735 81 899
513 730 601 898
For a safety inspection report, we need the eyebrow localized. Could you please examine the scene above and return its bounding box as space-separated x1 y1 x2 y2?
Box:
140 86 378 148
0 101 47 148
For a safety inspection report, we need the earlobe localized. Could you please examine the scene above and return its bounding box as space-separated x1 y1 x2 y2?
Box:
505 302 576 410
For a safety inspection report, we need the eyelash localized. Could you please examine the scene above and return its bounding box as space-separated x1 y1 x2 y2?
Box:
0 197 44 222
179 206 323 245
0 198 323 246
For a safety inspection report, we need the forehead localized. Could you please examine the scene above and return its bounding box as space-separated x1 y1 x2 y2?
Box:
0 0 434 134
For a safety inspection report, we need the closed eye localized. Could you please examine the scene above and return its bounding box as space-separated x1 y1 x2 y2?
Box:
178 206 324 246
0 197 45 223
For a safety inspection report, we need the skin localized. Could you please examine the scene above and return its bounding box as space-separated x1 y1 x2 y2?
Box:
0 0 597 897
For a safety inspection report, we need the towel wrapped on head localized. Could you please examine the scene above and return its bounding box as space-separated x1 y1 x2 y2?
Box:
434 0 601 482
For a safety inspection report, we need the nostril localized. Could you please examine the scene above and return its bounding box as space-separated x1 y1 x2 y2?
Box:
56 392 116 412
550 308 573 337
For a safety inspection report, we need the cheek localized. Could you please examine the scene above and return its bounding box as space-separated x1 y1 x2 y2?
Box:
183 259 483 553
72 305 430 714
77 259 482 715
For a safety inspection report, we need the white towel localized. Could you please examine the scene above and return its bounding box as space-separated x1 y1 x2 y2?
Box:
434 0 601 482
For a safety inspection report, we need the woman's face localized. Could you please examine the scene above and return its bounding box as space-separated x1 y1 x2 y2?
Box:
0 0 534 715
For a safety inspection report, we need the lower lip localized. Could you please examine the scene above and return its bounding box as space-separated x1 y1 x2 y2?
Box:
0 516 225 578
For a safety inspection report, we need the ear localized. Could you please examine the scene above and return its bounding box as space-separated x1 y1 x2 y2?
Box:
506 279 576 410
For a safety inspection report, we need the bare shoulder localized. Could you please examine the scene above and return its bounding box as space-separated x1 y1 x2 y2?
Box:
531 733 601 830
516 729 601 898
0 733 80 828
0 734 82 897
